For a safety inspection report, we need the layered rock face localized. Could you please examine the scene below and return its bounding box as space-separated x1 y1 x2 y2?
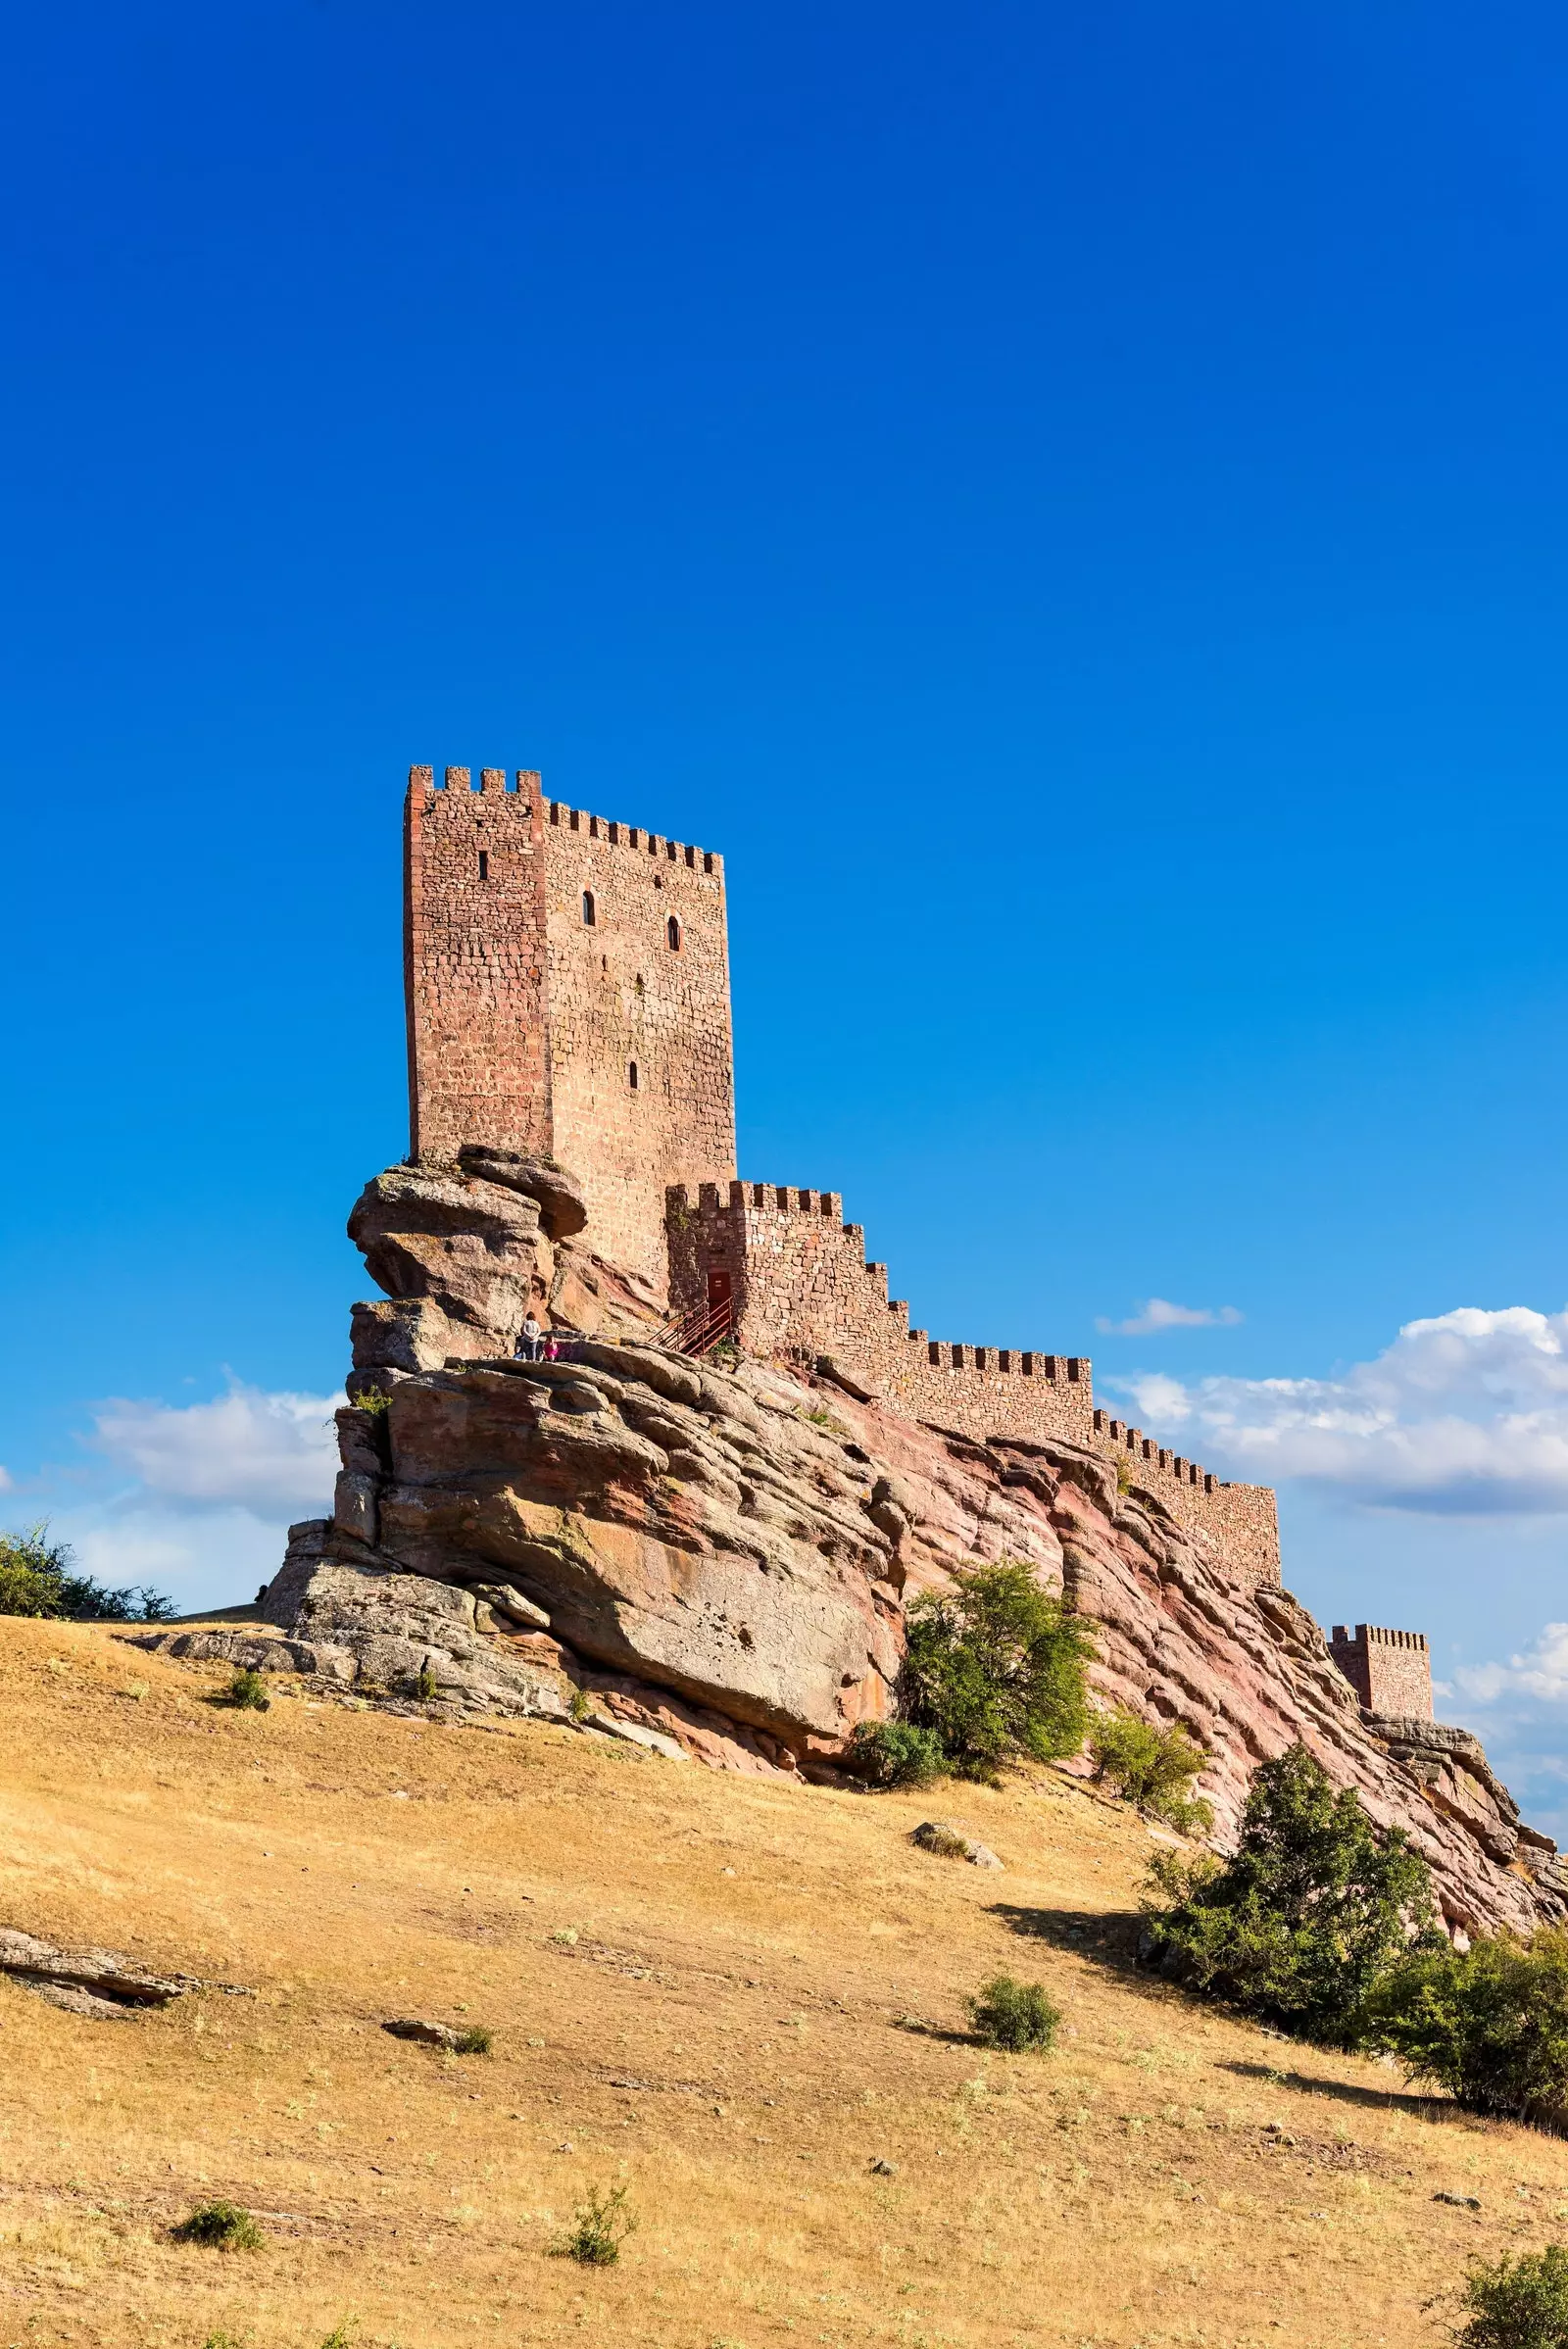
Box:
175 1154 1564 1940
346 1149 658 1376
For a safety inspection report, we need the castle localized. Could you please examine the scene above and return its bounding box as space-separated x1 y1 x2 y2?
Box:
400 759 1430 1700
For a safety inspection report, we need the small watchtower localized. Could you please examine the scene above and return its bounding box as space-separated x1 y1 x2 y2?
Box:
1328 1624 1433 1721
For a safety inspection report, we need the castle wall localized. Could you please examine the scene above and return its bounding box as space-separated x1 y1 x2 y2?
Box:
666 1180 1281 1589
541 802 735 1285
405 768 550 1164
1091 1410 1282 1589
1329 1624 1433 1719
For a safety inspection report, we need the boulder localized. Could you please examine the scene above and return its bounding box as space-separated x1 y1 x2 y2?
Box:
455 1146 589 1239
911 1822 1003 1868
348 1163 552 1348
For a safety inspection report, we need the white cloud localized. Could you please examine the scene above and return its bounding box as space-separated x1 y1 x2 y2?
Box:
0 1466 12 1492
89 1381 340 1518
1097 1297 1244 1337
1112 1304 1568 1514
1452 1623 1568 1706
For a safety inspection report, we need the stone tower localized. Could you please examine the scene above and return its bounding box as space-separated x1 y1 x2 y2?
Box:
404 764 736 1286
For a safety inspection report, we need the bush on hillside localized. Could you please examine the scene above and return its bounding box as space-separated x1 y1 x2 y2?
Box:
843 1720 946 1789
967 1974 1061 2052
903 1560 1094 1781
557 2181 637 2267
172 2199 266 2250
1366 1928 1568 2129
0 1522 174 1624
226 1668 270 1711
1456 2244 1568 2347
1089 1708 1214 1835
1142 1742 1436 2044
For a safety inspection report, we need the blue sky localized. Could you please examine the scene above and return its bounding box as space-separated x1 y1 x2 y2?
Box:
6 1 1568 1817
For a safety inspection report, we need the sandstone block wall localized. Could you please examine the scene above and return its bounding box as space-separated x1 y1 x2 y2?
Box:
1329 1623 1433 1719
1090 1409 1281 1590
666 1180 1282 1588
404 767 736 1287
540 798 735 1284
405 767 551 1165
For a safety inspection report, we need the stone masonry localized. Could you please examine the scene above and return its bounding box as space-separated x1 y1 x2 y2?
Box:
405 766 736 1284
1329 1624 1434 1721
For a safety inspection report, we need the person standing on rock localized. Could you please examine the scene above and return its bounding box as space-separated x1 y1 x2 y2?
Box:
517 1313 544 1362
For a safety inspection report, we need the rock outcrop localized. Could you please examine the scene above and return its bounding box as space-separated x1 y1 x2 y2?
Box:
141 1153 1563 1944
346 1154 661 1376
0 1927 237 2019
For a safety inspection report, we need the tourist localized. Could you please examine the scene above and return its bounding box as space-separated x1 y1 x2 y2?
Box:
517 1312 544 1361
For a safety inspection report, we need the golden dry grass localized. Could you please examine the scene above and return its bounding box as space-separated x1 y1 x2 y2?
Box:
0 1615 1562 2349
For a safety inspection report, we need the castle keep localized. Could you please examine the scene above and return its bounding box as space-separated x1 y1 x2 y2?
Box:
405 766 735 1282
406 762 1289 1589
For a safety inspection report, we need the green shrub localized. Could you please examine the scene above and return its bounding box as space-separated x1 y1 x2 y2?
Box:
902 1560 1094 1781
454 2025 493 2055
843 1721 946 1789
172 2199 266 2250
0 1521 173 1623
1456 2244 1568 2346
967 1974 1061 2052
1367 1927 1568 2129
226 1667 270 1711
1090 1708 1214 1835
354 1389 392 1417
557 2181 638 2266
416 1659 438 1702
1142 1742 1435 2045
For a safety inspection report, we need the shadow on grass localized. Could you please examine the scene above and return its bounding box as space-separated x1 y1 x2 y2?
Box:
986 1902 1147 1970
1220 2058 1463 2123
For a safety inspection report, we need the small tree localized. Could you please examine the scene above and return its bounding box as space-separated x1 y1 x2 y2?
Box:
1090 1708 1214 1835
0 1522 173 1623
1143 1742 1435 2044
1367 1928 1568 2129
1456 2245 1568 2347
903 1560 1094 1781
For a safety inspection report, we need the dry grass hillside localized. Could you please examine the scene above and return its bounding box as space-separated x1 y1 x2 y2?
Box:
1 1616 1564 2349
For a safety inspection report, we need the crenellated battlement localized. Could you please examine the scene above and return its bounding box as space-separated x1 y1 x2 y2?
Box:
407 766 725 877
546 798 724 880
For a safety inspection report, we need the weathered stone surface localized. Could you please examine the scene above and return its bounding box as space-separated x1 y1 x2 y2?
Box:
911 1822 1003 1868
455 1145 588 1239
359 1351 905 1747
382 2017 469 2050
348 1164 552 1350
0 1927 216 2010
144 1548 573 1724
